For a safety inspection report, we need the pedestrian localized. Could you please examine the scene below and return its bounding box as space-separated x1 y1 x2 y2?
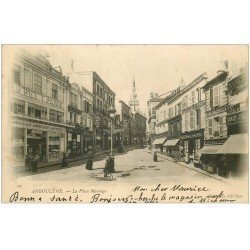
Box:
86 155 93 170
104 153 115 176
31 153 39 172
153 151 158 162
25 152 32 171
62 152 69 168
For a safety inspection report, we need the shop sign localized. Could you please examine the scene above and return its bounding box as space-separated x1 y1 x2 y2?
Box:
180 130 204 140
13 83 63 109
13 120 65 132
226 111 248 125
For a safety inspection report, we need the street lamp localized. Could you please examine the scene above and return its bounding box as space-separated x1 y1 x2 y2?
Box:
108 106 116 155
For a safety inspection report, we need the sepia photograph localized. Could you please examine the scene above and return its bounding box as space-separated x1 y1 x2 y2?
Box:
1 44 249 203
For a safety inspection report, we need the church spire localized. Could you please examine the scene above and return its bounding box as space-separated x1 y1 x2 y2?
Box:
129 75 139 112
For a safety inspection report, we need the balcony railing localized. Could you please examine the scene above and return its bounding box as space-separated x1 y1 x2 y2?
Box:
227 104 247 115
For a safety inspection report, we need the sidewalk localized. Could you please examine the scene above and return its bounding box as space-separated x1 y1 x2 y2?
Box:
145 149 227 182
16 145 138 176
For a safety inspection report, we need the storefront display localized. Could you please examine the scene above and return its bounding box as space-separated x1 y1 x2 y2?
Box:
49 132 61 160
67 132 82 157
11 127 25 159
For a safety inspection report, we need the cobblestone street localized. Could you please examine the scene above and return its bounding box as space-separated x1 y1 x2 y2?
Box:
18 149 224 187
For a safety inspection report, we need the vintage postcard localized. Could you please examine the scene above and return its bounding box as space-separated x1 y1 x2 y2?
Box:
1 44 249 203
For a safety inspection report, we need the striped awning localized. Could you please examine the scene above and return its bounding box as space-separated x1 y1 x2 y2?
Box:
152 137 166 145
163 139 179 147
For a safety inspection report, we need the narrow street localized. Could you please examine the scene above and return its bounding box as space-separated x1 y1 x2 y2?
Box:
18 148 222 186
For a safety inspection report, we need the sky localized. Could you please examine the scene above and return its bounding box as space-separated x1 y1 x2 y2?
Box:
18 45 248 115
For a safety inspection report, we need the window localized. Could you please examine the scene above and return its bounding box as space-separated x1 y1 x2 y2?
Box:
52 83 58 100
190 110 195 130
28 103 47 119
219 116 223 136
49 109 62 123
34 74 42 93
97 84 99 95
213 85 219 107
70 93 77 107
191 90 195 105
196 109 201 127
208 119 213 136
185 95 188 108
169 107 174 118
196 88 200 102
184 112 189 131
210 88 213 107
12 99 25 115
14 66 21 84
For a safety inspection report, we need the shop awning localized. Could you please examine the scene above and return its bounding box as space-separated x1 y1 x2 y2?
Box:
163 139 179 147
217 134 248 154
199 145 222 154
152 138 166 145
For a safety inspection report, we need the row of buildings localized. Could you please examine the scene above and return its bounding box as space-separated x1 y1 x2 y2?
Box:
147 61 248 177
10 50 147 166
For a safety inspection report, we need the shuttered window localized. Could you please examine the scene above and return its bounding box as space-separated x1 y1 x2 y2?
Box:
190 110 195 130
34 74 42 94
213 85 219 107
208 118 213 136
210 88 213 108
14 66 21 84
184 113 187 131
219 116 223 136
191 90 195 105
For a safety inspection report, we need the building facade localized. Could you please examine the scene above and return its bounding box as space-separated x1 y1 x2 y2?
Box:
68 71 116 151
180 73 207 161
117 100 132 145
135 112 147 144
163 87 183 158
10 51 70 164
66 82 94 157
147 92 164 148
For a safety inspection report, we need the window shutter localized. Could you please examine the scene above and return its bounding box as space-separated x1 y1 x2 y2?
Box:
190 110 195 130
200 106 205 129
182 114 185 132
192 90 195 104
219 116 223 136
206 90 210 110
220 82 227 106
189 92 192 107
182 97 185 110
208 118 213 136
213 86 219 107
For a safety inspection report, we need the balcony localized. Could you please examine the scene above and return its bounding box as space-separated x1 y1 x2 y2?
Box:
227 104 247 115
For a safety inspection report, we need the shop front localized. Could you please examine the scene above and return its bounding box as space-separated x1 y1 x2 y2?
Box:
67 127 83 158
83 131 94 153
199 138 227 175
152 137 167 153
217 133 248 177
163 138 180 159
180 129 204 162
11 118 66 165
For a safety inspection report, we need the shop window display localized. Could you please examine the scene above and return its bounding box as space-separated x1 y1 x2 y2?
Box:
49 133 60 160
11 127 25 159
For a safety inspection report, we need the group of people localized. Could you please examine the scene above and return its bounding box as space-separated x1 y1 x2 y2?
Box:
25 152 40 172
